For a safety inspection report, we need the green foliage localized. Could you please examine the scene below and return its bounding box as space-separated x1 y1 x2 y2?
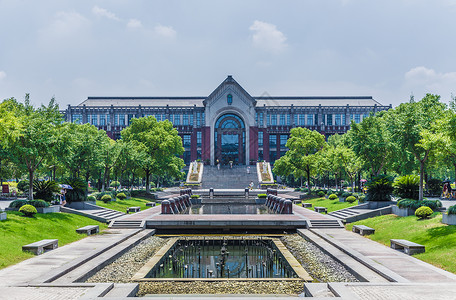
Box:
63 177 87 202
294 188 301 192
19 205 37 217
427 178 442 196
328 194 338 200
365 175 394 201
110 181 120 188
17 180 29 193
448 205 456 215
317 191 325 197
393 175 420 200
342 192 352 198
191 194 201 199
33 180 60 201
116 192 127 200
421 199 442 210
336 191 344 196
29 200 49 208
9 199 29 209
130 189 146 197
87 196 96 202
359 195 366 203
415 206 433 219
257 194 267 198
397 199 442 211
346 196 357 203
101 194 112 203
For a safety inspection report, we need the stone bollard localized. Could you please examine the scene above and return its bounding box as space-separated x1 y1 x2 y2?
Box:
282 200 293 214
209 188 214 199
161 200 172 214
169 198 179 214
277 198 285 213
245 188 249 199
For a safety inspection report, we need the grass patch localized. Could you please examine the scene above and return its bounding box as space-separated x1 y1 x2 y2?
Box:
301 197 358 212
0 211 108 269
346 213 456 274
96 197 156 212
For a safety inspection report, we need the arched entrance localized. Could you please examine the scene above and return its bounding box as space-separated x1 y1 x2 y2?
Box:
214 113 246 165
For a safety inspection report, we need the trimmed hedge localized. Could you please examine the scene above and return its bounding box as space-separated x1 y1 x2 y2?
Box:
101 194 112 203
346 196 357 203
328 194 338 200
448 205 456 215
257 194 267 199
116 193 127 200
19 205 37 217
317 191 325 197
415 206 433 219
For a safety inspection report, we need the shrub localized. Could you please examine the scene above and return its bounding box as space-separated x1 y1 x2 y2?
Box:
393 175 420 200
365 175 394 201
448 205 456 215
328 194 338 200
29 200 49 208
131 189 146 197
397 198 422 210
421 199 442 210
346 196 357 203
110 181 120 188
116 193 127 200
17 180 29 193
33 180 60 202
301 188 309 193
9 199 29 209
257 194 267 198
294 188 301 192
427 178 442 196
63 177 88 202
336 191 344 196
347 187 352 192
415 206 433 219
342 192 352 198
87 196 96 202
191 194 201 199
19 205 37 217
359 195 366 203
317 191 325 197
101 194 112 203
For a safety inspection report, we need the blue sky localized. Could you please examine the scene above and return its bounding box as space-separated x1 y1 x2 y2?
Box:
1 0 456 107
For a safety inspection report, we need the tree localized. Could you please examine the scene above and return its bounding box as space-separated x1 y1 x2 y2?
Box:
323 134 345 190
273 127 326 189
386 94 446 200
121 116 184 193
0 95 62 200
346 113 393 177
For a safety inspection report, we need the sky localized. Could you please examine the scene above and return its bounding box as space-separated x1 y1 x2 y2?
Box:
1 0 456 108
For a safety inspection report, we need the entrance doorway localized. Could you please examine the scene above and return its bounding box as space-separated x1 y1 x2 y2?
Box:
214 113 245 165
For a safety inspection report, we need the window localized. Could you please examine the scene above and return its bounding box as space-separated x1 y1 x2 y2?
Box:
100 115 106 126
255 113 258 124
183 114 189 125
342 114 346 125
183 135 191 147
259 113 263 126
196 112 201 126
269 134 277 147
299 114 305 126
174 114 181 125
258 131 263 147
279 114 285 125
107 114 110 125
119 114 125 126
258 150 263 161
280 135 287 147
189 114 193 126
72 114 82 124
202 112 205 125
128 114 134 125
307 114 313 126
335 114 341 125
293 114 298 125
197 131 202 147
270 151 277 163
271 114 277 126
114 114 118 126
227 94 233 105
287 114 290 126
266 114 270 126
355 114 361 124
326 114 332 126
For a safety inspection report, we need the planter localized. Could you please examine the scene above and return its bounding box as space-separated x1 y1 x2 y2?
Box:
66 201 96 210
368 201 395 209
0 212 6 221
339 197 345 202
255 198 266 204
36 205 60 214
190 198 202 205
442 213 456 225
392 205 415 217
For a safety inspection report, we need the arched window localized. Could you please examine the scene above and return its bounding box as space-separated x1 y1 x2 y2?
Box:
227 94 233 105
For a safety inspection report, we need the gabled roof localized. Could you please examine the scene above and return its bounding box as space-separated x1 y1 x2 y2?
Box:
202 75 257 107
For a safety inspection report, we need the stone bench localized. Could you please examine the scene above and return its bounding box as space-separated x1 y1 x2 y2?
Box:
127 206 141 213
302 203 312 208
352 225 375 236
22 239 58 255
146 202 156 207
293 200 302 205
314 206 327 213
76 225 99 235
390 239 425 255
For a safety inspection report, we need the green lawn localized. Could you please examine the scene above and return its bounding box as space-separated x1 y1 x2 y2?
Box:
300 197 359 212
346 213 456 274
0 211 108 269
96 196 156 212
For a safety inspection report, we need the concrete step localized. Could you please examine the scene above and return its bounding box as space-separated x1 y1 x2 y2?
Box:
109 220 144 229
308 219 343 228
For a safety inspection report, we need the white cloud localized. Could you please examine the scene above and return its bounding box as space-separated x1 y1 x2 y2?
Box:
154 25 176 38
249 20 287 54
127 19 142 29
92 6 120 21
404 66 456 99
40 11 90 40
0 71 6 81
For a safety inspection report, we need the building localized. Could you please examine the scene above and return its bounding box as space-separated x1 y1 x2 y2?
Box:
62 76 391 165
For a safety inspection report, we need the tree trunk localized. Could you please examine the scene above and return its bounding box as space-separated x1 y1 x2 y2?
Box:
28 169 34 200
102 168 109 192
335 173 338 191
419 161 424 201
145 169 151 193
85 171 90 197
306 168 311 192
130 173 135 193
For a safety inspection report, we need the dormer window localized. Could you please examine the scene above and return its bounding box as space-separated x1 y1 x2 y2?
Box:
227 94 233 105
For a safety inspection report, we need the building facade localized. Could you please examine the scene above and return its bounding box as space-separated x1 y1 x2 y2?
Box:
62 76 391 165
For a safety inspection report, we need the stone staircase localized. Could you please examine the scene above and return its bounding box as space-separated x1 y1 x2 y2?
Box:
328 203 392 223
109 220 145 229
307 219 344 229
61 205 125 223
201 165 259 189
